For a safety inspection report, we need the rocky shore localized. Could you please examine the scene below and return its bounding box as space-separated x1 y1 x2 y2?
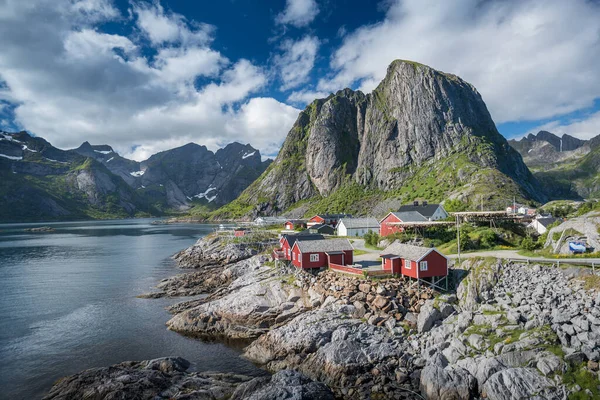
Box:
46 234 600 399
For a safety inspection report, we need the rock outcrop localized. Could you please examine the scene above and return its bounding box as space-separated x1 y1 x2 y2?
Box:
44 357 329 400
223 60 544 218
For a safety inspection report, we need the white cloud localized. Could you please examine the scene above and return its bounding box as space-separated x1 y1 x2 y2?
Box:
131 0 214 47
287 89 330 104
319 0 600 123
275 0 319 28
274 35 320 91
528 112 600 141
0 0 300 162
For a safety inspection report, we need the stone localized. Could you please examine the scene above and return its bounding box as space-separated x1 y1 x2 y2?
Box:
565 352 587 365
482 368 562 400
230 370 334 400
420 365 476 400
417 301 442 333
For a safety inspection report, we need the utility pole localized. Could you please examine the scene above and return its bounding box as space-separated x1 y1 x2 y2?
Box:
456 214 461 264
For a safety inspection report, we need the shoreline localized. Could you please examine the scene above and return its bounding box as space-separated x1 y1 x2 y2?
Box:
44 232 600 399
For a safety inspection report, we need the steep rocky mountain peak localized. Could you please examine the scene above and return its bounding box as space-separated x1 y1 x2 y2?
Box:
223 59 543 218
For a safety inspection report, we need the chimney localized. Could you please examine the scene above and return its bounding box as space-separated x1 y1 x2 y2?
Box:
423 200 428 206
413 200 419 206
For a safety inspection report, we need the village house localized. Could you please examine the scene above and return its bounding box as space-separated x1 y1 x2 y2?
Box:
234 227 249 237
273 233 324 261
528 216 560 235
380 242 448 288
379 211 427 237
307 213 352 228
254 216 287 226
291 238 354 270
396 201 448 221
284 219 306 230
305 223 336 235
337 218 380 237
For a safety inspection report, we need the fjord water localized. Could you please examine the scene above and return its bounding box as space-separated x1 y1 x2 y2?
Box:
0 219 262 399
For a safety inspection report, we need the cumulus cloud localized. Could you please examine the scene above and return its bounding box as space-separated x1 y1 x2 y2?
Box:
529 112 600 141
0 0 300 161
274 35 320 91
275 0 319 28
319 0 600 123
287 89 330 104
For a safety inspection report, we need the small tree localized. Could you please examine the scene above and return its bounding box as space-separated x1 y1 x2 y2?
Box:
521 236 537 251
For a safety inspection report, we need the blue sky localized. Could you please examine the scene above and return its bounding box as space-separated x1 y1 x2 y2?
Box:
0 0 599 160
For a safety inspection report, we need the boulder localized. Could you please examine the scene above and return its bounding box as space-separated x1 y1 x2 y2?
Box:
482 368 562 400
418 301 443 333
230 370 334 400
420 364 476 400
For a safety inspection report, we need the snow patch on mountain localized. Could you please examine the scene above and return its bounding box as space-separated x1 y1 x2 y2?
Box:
0 154 22 160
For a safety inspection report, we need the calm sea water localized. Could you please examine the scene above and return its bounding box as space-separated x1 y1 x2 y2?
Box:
0 219 263 399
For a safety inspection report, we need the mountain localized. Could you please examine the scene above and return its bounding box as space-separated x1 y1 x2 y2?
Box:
0 131 271 222
508 131 590 169
0 131 156 222
508 131 600 199
73 140 270 211
216 60 545 219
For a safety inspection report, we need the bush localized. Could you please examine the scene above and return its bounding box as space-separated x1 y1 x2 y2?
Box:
364 230 380 247
479 229 497 248
521 236 538 251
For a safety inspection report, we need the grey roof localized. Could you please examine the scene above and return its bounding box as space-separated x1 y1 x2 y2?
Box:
338 218 380 229
536 217 560 228
381 242 436 261
283 233 324 247
390 211 427 222
296 238 354 253
314 213 352 219
397 203 444 219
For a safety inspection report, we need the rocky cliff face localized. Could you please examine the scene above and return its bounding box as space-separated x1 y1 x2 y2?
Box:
227 60 544 218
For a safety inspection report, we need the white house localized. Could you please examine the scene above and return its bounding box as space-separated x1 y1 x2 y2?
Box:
337 218 380 237
528 217 560 235
254 216 287 226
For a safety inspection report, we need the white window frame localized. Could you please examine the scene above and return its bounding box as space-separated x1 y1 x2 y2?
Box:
310 253 319 262
287 248 291 257
420 261 428 271
292 252 295 261
405 259 411 269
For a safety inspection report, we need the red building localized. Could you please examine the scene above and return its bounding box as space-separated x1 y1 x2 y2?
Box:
291 238 354 270
307 214 352 228
380 242 448 280
234 228 248 237
379 211 426 237
284 220 306 230
274 233 323 261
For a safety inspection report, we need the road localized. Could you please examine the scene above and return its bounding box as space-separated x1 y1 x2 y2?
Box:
447 249 600 266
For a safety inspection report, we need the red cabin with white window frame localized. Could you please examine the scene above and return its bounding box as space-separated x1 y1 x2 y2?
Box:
276 234 324 261
285 220 306 230
290 238 354 269
380 242 448 279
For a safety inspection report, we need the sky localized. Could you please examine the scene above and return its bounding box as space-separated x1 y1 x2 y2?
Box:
0 0 599 161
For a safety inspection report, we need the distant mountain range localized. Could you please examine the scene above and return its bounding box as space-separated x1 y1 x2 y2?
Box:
0 131 270 222
508 131 600 199
215 60 546 220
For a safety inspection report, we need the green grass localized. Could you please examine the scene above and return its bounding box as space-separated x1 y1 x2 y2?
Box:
563 363 600 400
353 249 369 256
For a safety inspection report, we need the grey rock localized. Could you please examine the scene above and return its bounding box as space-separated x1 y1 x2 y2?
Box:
230 370 334 400
420 365 476 400
418 301 443 333
482 368 562 400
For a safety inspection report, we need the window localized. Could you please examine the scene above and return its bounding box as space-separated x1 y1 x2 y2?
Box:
405 259 411 269
287 248 291 257
292 252 295 261
420 261 428 271
310 254 319 262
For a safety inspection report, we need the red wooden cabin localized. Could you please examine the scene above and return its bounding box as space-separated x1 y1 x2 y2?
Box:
284 220 306 230
379 211 426 237
380 242 448 279
307 214 352 228
274 234 324 261
291 238 354 270
234 228 248 237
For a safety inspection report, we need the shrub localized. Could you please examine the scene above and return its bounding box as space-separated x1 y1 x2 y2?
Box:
521 236 538 251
